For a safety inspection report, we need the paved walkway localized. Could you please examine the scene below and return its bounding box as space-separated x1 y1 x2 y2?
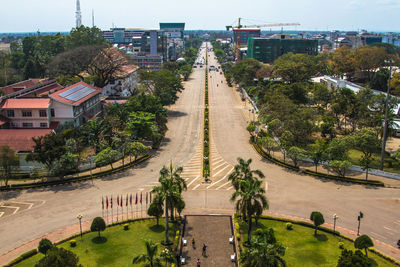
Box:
180 215 236 267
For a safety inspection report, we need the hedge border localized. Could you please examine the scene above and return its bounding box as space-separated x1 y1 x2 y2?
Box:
235 214 400 266
252 142 384 187
6 217 179 267
203 48 210 179
0 154 151 191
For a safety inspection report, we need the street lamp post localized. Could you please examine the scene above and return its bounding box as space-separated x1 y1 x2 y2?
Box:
333 214 338 234
77 214 83 239
357 211 363 236
380 59 394 170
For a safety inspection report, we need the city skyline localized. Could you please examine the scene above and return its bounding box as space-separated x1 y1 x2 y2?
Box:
0 0 399 33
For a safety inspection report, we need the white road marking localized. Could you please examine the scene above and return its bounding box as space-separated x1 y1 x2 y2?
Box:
213 165 231 177
212 161 227 171
208 167 234 189
394 221 400 226
8 201 34 210
216 180 232 190
0 206 20 214
226 186 233 190
0 212 4 218
187 176 200 187
192 184 201 190
384 226 393 231
211 158 224 165
370 232 387 240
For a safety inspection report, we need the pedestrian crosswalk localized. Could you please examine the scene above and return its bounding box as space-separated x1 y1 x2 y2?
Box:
181 138 234 191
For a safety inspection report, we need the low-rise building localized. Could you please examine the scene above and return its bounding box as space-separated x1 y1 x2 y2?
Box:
49 81 103 127
0 79 63 100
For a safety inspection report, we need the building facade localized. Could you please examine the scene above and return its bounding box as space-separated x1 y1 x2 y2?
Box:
247 37 318 63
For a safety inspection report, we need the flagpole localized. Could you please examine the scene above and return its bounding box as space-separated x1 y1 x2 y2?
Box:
111 196 113 224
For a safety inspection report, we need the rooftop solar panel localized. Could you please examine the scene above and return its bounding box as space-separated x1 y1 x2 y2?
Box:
65 87 96 102
59 84 85 97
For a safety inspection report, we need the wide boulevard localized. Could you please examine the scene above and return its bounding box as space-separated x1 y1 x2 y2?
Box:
0 42 399 264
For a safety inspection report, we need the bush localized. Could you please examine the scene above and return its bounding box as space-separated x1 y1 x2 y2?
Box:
123 224 129 230
338 242 344 249
38 238 53 254
70 240 76 247
286 222 293 230
7 249 37 266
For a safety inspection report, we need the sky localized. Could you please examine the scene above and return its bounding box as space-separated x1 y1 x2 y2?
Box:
1 0 399 33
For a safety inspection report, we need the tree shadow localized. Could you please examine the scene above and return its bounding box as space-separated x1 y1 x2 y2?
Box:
149 224 164 233
92 236 107 244
369 257 378 267
315 233 328 242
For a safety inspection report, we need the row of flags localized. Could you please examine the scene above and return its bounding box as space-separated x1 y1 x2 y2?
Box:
102 192 152 210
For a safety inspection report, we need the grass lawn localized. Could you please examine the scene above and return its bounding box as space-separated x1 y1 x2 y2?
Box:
240 218 395 267
348 149 400 174
15 219 177 267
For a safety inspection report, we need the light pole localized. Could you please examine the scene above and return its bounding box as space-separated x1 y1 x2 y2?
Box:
333 214 338 234
77 214 83 239
357 211 363 236
380 59 394 170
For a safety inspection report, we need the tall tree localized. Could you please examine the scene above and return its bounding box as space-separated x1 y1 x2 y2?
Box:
354 235 374 257
273 52 317 83
94 147 121 170
0 146 19 187
310 211 325 235
228 157 265 191
352 129 381 179
231 178 269 243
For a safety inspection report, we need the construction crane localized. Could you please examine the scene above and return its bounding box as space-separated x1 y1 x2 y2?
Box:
226 18 300 61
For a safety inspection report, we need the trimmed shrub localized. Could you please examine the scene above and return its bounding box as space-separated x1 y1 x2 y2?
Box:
6 249 37 266
286 222 293 230
123 224 129 230
70 240 76 247
38 238 53 255
338 242 344 249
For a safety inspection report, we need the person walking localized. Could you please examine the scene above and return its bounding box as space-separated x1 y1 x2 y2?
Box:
192 237 195 248
197 258 201 266
202 243 207 256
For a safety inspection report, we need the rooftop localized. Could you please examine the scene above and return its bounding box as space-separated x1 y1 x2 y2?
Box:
50 81 102 106
0 79 43 96
0 128 53 152
0 98 51 109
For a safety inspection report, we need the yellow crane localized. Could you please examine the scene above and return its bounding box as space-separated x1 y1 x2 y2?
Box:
226 18 300 61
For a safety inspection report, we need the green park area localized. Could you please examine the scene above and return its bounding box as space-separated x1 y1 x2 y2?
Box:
14 219 177 267
239 218 395 267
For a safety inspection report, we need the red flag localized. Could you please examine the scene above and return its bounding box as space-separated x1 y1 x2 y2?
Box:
102 196 104 210
120 195 122 207
106 196 109 209
117 195 119 206
111 196 113 208
140 192 142 204
146 192 148 204
130 194 132 206
126 194 128 207
135 193 138 205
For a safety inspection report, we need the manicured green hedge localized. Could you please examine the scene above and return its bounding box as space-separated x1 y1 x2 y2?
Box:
5 249 37 266
0 154 151 191
203 66 210 179
253 142 384 187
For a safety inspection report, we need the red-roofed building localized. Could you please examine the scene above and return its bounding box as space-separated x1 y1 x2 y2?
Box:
0 98 51 129
0 128 54 170
0 79 63 99
49 81 103 126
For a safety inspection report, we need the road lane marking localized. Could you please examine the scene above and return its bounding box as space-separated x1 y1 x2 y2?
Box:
0 206 20 214
383 226 393 231
226 186 233 190
211 158 224 165
212 161 227 171
0 212 4 218
216 180 232 190
212 165 231 177
187 176 200 188
208 167 234 189
192 184 201 190
370 232 387 240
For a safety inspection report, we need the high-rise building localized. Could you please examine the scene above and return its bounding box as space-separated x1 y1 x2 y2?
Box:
76 0 82 28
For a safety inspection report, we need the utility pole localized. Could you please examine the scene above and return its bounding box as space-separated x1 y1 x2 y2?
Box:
357 211 363 236
380 59 394 170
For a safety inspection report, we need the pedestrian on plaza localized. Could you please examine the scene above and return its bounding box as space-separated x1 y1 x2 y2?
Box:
192 237 195 248
202 243 207 256
197 258 201 266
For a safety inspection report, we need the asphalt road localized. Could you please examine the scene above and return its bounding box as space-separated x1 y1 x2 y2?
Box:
0 42 399 263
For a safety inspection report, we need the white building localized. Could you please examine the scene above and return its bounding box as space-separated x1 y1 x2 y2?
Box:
102 64 139 97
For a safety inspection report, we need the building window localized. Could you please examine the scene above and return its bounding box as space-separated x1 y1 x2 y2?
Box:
40 123 47 128
51 109 55 117
22 123 33 128
39 110 47 117
6 110 14 117
22 110 32 117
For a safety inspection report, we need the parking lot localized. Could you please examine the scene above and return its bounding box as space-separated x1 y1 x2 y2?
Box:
0 200 45 218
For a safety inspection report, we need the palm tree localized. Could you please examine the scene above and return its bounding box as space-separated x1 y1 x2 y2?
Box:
151 163 184 245
241 230 286 267
231 178 269 244
228 157 265 190
132 240 162 267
